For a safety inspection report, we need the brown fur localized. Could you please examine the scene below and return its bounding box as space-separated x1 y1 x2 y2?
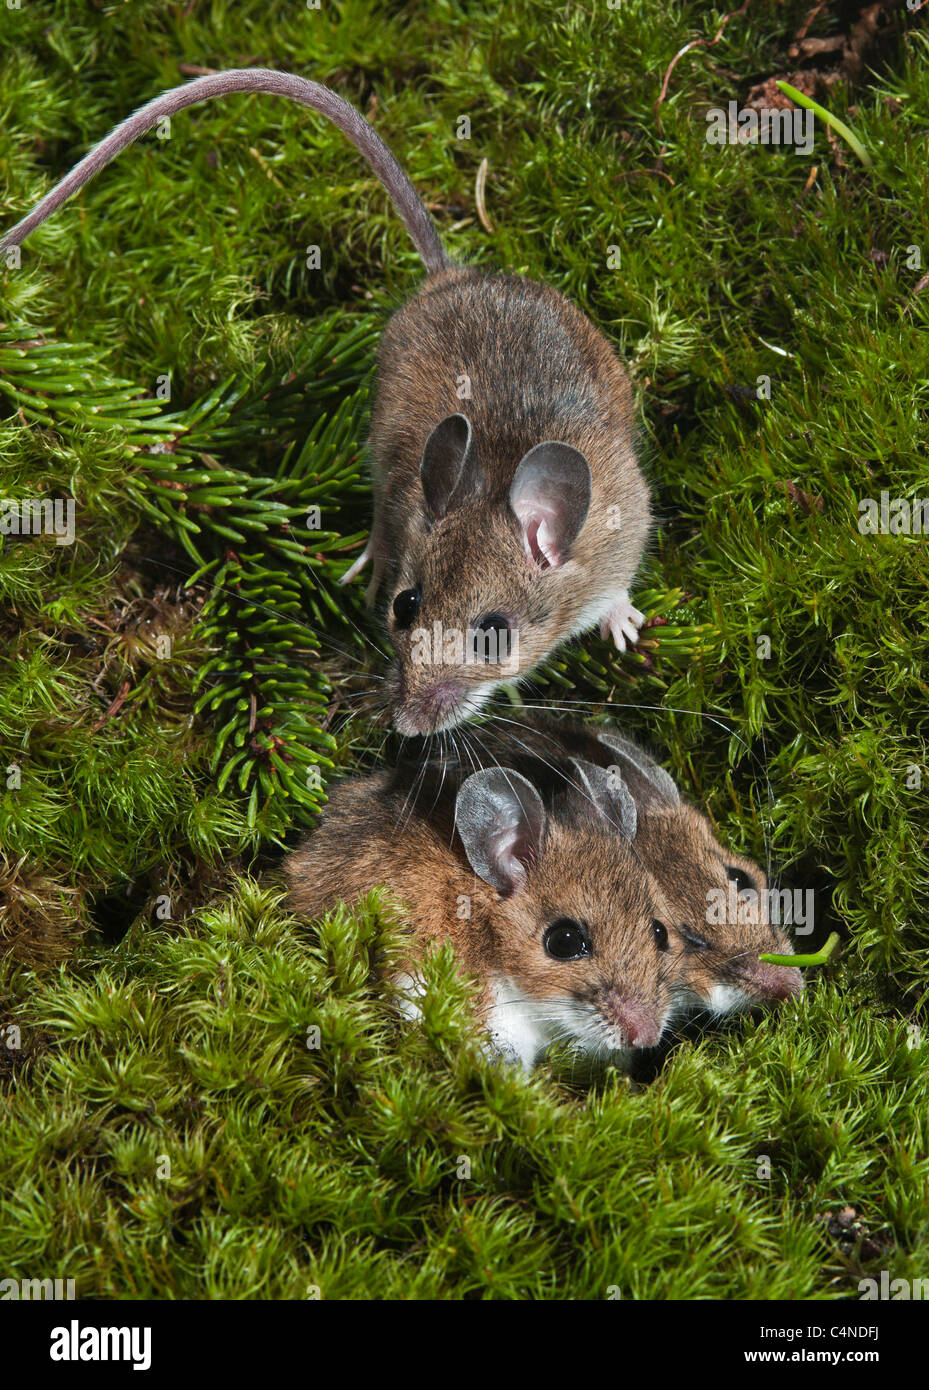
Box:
284 767 682 1048
630 804 801 1006
437 716 803 1008
364 267 651 733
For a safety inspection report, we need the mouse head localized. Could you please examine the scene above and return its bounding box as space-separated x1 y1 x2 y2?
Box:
387 414 591 736
454 762 681 1059
592 731 803 1013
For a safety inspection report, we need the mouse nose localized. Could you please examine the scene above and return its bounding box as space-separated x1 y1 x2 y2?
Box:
393 679 465 736
599 990 662 1048
738 958 804 1001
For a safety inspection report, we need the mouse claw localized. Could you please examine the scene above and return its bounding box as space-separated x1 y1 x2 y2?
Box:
601 595 644 653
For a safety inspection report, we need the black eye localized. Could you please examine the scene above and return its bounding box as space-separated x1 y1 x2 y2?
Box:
543 917 590 961
652 920 669 951
473 612 512 663
726 865 755 896
393 587 421 629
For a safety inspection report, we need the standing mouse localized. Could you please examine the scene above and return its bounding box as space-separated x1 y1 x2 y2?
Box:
284 755 685 1070
460 714 804 1013
1 69 651 737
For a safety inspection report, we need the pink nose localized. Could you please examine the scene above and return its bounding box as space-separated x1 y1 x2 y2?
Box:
743 960 804 1000
394 681 465 735
600 991 662 1048
430 681 464 716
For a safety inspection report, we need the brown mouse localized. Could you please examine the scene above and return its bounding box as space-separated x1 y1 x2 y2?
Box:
284 756 683 1069
2 69 651 738
460 714 804 1013
359 270 650 736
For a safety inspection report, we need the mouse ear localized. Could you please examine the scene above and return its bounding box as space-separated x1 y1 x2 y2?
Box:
455 767 545 895
420 414 480 521
594 732 681 812
567 758 637 840
509 441 592 569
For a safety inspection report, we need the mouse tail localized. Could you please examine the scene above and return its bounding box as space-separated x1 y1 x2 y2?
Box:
0 68 450 273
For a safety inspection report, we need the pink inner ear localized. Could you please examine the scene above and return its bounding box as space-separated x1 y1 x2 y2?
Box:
494 825 530 895
523 514 557 570
499 834 527 892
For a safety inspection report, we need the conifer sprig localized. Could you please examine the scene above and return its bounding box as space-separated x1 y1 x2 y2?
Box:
0 317 381 832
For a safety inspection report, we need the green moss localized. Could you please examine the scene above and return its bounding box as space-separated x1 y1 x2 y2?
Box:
0 884 925 1298
0 0 925 1296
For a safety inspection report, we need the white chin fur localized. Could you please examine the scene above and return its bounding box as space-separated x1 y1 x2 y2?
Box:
394 679 498 736
393 971 427 1022
705 982 752 1016
436 680 497 731
396 972 655 1072
485 975 638 1071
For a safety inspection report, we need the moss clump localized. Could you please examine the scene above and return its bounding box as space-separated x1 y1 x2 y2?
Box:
0 0 926 1296
1 883 925 1299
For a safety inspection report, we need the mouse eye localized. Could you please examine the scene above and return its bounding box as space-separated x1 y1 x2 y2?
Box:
651 920 669 951
726 865 756 896
543 917 590 961
473 612 512 663
393 586 422 629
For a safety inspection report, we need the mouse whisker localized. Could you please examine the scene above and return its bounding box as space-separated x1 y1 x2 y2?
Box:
476 713 653 879
425 729 450 821
508 697 776 894
395 732 435 834
299 552 392 664
138 552 390 691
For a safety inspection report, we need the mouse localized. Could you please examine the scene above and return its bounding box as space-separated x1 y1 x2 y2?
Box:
1 68 651 739
457 713 804 1014
284 755 684 1070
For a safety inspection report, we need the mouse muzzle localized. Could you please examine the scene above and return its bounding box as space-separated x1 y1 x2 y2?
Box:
393 676 468 736
598 989 664 1049
736 957 804 1001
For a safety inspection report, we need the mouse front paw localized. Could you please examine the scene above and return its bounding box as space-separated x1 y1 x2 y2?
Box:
600 592 644 653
